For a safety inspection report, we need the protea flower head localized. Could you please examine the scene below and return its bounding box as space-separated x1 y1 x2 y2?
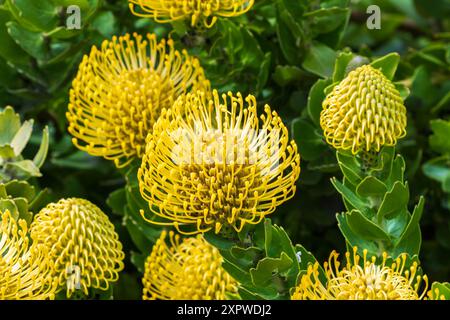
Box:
320 65 407 154
129 0 254 28
1 210 57 300
291 247 428 300
29 198 125 297
67 33 210 168
142 230 238 299
138 90 301 234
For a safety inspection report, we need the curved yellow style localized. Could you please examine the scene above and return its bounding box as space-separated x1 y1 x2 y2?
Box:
0 210 57 300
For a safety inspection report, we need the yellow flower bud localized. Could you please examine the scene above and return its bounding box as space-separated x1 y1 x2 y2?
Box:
321 65 407 154
30 198 125 297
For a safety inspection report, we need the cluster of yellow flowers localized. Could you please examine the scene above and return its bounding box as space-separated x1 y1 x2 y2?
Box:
65 26 300 297
3 2 435 301
1 199 124 299
62 3 426 299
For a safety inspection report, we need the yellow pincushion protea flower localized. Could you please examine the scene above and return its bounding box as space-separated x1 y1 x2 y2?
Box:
320 65 407 154
291 248 428 300
129 0 254 28
142 230 238 299
29 198 125 297
67 33 210 168
1 211 57 300
138 90 300 234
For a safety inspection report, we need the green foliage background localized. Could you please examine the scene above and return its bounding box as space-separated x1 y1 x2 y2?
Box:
0 0 449 299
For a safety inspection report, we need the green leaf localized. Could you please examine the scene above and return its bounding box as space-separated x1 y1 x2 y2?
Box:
0 9 29 65
344 210 391 241
429 119 450 154
291 118 326 161
307 78 332 125
221 252 253 285
51 150 100 169
237 287 264 300
332 51 354 82
356 176 387 198
5 0 58 32
4 179 35 200
302 42 336 78
10 119 33 156
263 219 273 255
28 188 51 213
130 251 147 274
106 188 126 216
6 22 46 60
91 11 118 38
423 156 450 187
430 282 450 300
0 106 21 145
0 199 19 220
273 65 305 87
431 91 450 114
280 0 306 17
331 178 370 214
370 52 400 80
395 196 424 251
0 145 15 158
14 197 32 225
240 29 264 69
293 244 326 284
336 213 381 255
276 8 301 64
386 155 406 189
204 232 236 251
256 53 271 93
336 151 363 186
33 126 49 168
304 7 349 36
5 160 42 179
394 82 410 100
124 215 153 254
377 181 409 221
249 253 293 287
411 66 436 104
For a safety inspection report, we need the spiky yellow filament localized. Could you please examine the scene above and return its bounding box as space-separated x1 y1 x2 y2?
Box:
1 211 57 300
142 231 238 300
129 0 254 28
67 33 210 168
138 90 301 234
292 247 428 300
320 65 407 154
